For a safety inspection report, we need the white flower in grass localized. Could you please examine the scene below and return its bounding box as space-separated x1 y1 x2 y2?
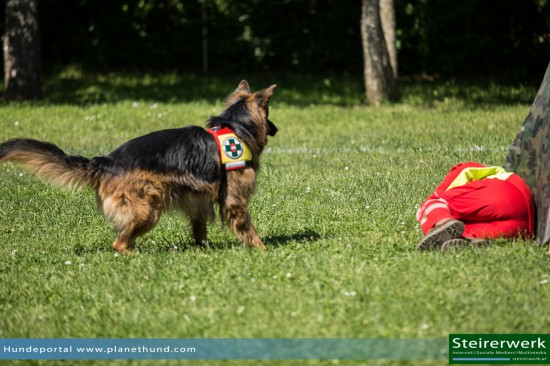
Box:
540 278 548 285
64 260 72 265
190 295 196 302
286 272 292 278
343 290 356 297
305 186 311 193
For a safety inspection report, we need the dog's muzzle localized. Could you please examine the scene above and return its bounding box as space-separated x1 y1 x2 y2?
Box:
268 119 278 136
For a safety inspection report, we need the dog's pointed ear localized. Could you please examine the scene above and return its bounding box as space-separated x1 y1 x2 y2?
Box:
256 84 277 108
226 80 252 106
236 80 251 94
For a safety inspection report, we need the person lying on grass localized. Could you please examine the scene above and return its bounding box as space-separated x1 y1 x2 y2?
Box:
415 162 534 251
417 61 550 252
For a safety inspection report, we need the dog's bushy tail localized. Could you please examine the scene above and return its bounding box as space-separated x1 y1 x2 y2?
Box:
0 138 101 189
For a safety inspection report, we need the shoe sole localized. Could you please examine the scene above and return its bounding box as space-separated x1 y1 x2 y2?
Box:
416 220 464 251
441 238 489 251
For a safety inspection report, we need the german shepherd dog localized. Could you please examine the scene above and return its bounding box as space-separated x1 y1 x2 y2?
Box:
0 80 277 253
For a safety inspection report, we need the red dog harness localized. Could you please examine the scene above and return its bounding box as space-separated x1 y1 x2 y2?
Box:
207 127 253 171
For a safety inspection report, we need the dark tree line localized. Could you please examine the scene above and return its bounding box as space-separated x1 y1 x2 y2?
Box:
2 0 550 101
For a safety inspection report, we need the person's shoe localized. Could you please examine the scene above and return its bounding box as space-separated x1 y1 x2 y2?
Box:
416 219 464 251
441 238 489 251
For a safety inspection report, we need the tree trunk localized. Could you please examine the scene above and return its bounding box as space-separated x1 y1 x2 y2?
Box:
201 0 209 74
380 0 397 77
361 0 398 106
3 0 43 101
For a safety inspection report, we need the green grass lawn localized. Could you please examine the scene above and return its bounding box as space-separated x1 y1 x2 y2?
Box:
0 72 549 366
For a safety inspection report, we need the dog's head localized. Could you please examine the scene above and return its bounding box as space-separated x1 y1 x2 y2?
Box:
208 80 277 153
226 80 278 138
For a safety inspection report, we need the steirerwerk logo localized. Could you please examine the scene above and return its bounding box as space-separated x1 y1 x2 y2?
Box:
449 334 550 364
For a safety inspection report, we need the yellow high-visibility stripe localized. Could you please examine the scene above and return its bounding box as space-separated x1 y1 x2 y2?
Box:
446 166 512 191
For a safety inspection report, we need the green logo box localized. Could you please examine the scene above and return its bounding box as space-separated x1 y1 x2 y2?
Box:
449 334 550 364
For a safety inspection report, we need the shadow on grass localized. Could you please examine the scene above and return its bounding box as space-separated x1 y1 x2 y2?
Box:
2 67 539 107
72 238 216 255
263 228 323 248
41 69 365 107
68 228 323 255
400 77 538 107
145 228 324 252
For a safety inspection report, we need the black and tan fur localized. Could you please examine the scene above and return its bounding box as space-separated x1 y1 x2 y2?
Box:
0 80 277 253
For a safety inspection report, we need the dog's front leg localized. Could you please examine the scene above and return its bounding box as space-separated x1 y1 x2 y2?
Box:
191 218 208 246
224 205 265 249
223 170 265 249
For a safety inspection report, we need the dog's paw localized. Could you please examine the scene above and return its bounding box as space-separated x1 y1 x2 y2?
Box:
248 238 266 250
112 240 135 255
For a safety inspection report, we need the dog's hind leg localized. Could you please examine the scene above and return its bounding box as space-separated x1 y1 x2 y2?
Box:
112 213 161 254
99 176 164 253
180 193 215 246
